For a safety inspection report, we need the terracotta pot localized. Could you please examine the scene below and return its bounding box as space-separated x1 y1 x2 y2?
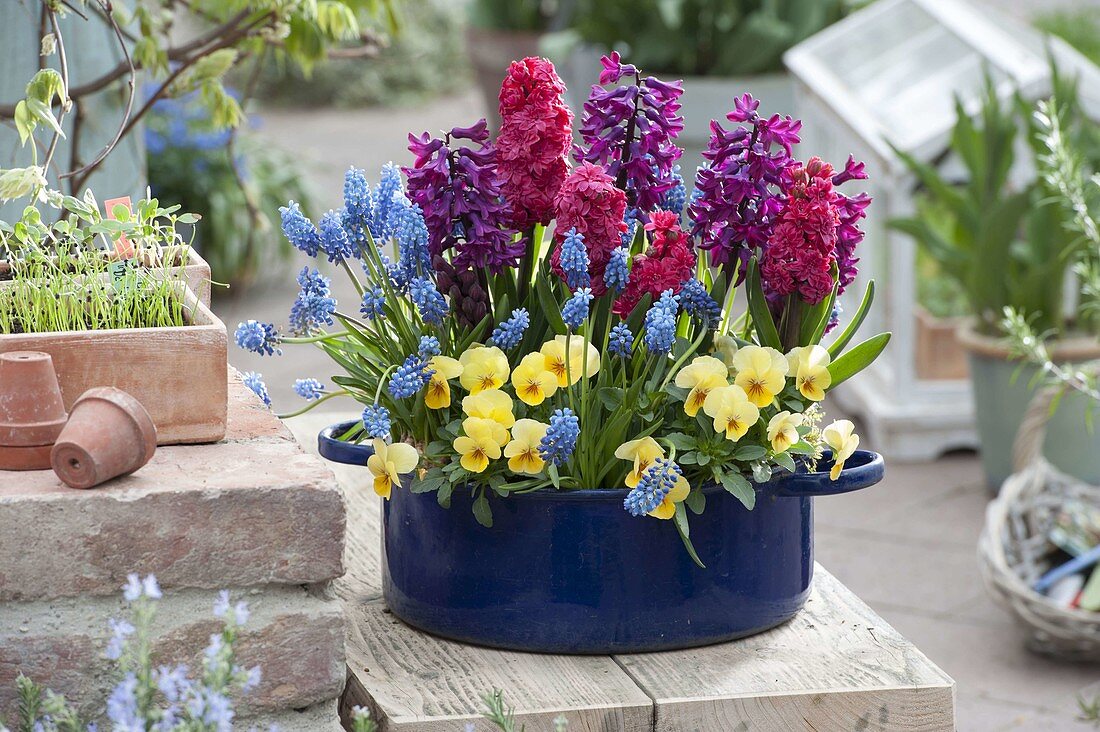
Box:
51 387 157 489
0 351 68 470
914 307 968 380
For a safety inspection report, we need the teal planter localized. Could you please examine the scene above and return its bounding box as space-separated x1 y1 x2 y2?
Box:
961 323 1100 491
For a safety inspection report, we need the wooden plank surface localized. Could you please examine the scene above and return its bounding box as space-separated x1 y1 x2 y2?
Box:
284 411 955 732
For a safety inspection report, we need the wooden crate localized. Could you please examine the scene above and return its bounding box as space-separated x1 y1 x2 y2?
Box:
0 287 227 445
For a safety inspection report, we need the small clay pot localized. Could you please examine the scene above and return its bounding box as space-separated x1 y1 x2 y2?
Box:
0 351 68 470
51 387 157 489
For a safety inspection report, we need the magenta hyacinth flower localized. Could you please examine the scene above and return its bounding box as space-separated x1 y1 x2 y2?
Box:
403 120 520 273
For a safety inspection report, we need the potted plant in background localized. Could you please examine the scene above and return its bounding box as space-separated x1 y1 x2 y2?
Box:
235 54 889 654
555 0 851 162
465 0 561 131
890 70 1100 490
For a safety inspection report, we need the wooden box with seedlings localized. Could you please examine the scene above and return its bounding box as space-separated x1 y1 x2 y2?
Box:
0 194 227 445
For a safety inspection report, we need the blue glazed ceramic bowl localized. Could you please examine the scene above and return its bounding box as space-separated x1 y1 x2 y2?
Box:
318 420 885 654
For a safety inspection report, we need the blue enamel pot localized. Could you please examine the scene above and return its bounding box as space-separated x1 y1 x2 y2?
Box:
318 421 884 654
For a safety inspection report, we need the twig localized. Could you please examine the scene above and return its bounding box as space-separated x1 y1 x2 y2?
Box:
42 5 71 175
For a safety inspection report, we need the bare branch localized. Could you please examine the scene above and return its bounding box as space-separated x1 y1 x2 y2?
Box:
42 5 71 175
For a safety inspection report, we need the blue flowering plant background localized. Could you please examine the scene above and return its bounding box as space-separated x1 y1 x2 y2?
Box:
234 53 889 561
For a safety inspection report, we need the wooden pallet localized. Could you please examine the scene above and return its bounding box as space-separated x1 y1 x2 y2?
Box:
288 415 956 732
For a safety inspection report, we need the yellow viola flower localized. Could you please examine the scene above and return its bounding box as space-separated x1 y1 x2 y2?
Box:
786 345 832 402
540 335 601 387
511 352 559 406
424 356 463 409
712 334 739 375
503 418 550 475
458 346 510 394
767 411 804 454
732 345 788 408
453 418 504 473
822 419 859 480
674 355 729 416
461 389 515 429
366 439 419 499
650 474 690 520
702 384 760 441
614 436 665 488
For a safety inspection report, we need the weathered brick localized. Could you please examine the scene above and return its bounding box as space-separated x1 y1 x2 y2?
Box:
0 381 345 603
0 585 345 721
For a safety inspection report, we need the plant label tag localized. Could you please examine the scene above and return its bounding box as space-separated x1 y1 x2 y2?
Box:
103 195 135 259
109 259 129 290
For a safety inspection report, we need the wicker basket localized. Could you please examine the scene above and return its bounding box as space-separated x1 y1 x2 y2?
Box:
978 381 1100 659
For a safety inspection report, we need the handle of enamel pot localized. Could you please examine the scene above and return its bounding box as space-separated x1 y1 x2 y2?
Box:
317 420 373 465
770 450 885 497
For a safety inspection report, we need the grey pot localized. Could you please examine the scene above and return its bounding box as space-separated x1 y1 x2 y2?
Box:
959 321 1100 492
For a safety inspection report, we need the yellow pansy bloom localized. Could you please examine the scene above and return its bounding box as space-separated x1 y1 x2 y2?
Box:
732 345 788 408
453 418 503 473
786 345 832 401
650 474 690 520
674 355 729 416
511 352 559 406
702 384 760 441
767 411 804 454
503 418 550 475
540 335 601 387
712 334 739 375
461 389 515 429
424 356 463 409
822 419 859 480
458 346 510 394
461 416 509 448
614 436 665 488
366 439 419 499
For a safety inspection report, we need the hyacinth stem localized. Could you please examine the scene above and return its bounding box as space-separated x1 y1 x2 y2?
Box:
282 330 351 344
517 226 537 303
340 258 365 298
276 390 351 420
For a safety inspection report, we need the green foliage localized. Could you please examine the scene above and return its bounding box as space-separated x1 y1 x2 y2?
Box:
571 0 851 76
468 0 559 33
252 0 470 109
889 68 1098 337
1036 8 1100 67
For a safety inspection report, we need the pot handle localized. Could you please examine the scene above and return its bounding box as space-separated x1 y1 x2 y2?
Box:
770 450 884 497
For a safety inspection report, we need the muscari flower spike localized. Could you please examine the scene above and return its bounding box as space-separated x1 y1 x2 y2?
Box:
234 320 280 356
418 335 441 359
561 288 593 331
624 458 682 516
559 227 590 289
279 201 320 257
360 286 386 320
538 408 580 467
388 355 434 399
604 246 629 294
242 372 270 407
678 278 721 328
409 276 448 326
293 378 324 401
489 308 530 350
643 289 679 354
318 210 356 263
609 322 634 358
362 404 392 439
289 267 337 334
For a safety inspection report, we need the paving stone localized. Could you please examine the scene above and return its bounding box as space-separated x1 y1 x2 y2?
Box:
0 585 345 721
248 698 344 732
0 379 345 603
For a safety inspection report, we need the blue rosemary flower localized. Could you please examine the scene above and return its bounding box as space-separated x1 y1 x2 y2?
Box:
409 276 448 325
388 355 434 399
242 372 271 407
604 246 630 293
234 320 280 356
608 322 634 358
289 267 336 334
360 286 386 320
279 201 320 257
538 408 580 467
559 227 590 289
489 308 530 350
318 210 355 263
362 403 392 439
643 289 679 354
418 335 441 358
678 278 721 328
624 458 682 516
293 378 324 400
561 288 593 331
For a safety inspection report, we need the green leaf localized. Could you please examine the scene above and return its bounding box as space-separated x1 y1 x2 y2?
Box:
596 386 624 411
719 471 756 509
747 258 782 349
472 491 493 528
685 488 706 515
827 332 892 388
437 482 453 508
535 274 567 335
773 451 797 473
411 471 447 494
733 444 766 461
673 503 706 569
176 213 200 224
547 462 561 489
664 432 696 451
679 451 698 465
828 280 875 357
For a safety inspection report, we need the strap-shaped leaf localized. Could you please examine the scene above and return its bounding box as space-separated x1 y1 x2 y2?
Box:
827 332 891 388
746 258 782 349
827 280 875 358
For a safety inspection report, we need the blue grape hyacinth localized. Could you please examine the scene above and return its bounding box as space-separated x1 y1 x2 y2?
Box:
608 322 634 358
561 288 592 331
362 403 392 439
489 308 530 350
678 278 720 328
559 227 590 289
624 458 682 516
318 210 355 263
234 320 280 356
604 246 629 293
388 355 434 399
409 276 448 325
289 267 336 334
242 372 270 407
360 286 386 320
418 335 441 359
538 408 580 467
279 201 320 257
293 378 324 401
643 289 679 354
